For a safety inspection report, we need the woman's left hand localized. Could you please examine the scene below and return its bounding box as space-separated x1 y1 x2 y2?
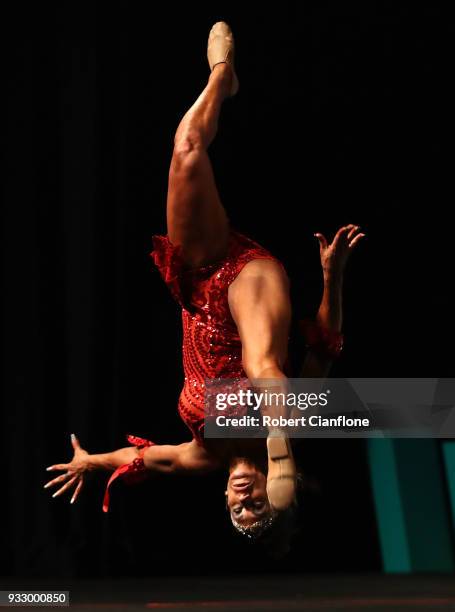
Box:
314 224 365 281
44 434 89 504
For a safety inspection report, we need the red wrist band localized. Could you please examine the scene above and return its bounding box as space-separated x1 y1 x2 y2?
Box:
102 434 155 513
299 318 344 360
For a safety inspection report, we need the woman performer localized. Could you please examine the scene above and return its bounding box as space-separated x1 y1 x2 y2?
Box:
44 22 364 547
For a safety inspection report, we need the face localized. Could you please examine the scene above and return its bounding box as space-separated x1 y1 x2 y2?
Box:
225 459 272 527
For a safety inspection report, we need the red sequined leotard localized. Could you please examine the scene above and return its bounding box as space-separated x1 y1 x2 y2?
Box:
102 229 286 512
151 229 285 444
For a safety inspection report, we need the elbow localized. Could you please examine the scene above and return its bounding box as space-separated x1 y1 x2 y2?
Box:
243 357 287 382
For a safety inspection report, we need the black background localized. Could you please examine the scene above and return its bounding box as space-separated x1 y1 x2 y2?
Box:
3 1 453 578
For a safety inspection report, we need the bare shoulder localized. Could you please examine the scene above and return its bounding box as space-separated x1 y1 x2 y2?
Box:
177 439 220 473
228 257 291 327
230 258 289 294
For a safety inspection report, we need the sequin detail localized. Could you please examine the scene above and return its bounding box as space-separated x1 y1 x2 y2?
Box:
150 230 286 444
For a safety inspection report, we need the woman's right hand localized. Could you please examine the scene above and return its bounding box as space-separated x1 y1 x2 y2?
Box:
44 434 89 504
315 224 365 282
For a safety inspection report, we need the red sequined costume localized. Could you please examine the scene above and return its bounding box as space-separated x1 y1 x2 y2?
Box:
151 229 285 443
102 229 285 512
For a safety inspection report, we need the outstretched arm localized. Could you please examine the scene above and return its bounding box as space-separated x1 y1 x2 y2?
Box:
300 224 365 377
44 434 214 504
87 442 204 472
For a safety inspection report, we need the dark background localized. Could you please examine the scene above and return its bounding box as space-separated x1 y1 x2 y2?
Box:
2 0 453 579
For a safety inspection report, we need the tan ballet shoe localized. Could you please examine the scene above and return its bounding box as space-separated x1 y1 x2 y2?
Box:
207 21 239 96
266 430 296 512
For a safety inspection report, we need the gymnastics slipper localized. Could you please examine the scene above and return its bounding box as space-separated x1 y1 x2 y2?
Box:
207 21 239 96
266 429 297 511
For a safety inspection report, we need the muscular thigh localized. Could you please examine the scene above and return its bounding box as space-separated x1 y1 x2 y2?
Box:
166 148 229 269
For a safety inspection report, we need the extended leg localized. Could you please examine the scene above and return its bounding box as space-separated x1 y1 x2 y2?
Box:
167 63 234 268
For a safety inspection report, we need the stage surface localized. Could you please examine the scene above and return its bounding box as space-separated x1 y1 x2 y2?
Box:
3 574 455 611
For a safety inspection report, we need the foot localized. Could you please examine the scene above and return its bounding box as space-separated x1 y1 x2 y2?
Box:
266 430 297 512
207 21 239 97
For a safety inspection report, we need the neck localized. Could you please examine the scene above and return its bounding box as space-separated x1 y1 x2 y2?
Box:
228 440 267 473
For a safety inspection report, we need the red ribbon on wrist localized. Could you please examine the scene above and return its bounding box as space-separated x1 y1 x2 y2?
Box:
299 318 344 360
102 434 155 513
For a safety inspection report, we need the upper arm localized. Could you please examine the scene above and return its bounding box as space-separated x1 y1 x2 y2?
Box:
228 259 291 378
142 440 216 474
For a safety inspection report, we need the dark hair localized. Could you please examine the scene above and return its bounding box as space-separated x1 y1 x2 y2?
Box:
255 503 300 560
230 501 301 560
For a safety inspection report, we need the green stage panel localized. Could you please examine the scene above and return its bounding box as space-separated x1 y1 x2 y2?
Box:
368 439 454 573
443 442 455 530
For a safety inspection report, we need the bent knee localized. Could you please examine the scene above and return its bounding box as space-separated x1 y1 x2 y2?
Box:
171 135 205 177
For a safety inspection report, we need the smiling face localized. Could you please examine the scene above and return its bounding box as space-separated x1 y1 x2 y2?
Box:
225 458 273 527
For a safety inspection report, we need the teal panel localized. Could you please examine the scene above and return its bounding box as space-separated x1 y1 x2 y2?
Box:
443 442 455 528
367 438 410 572
368 439 454 573
395 440 453 572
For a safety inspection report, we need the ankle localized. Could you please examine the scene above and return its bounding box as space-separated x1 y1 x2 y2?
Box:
210 63 233 94
211 62 233 81
213 61 231 72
